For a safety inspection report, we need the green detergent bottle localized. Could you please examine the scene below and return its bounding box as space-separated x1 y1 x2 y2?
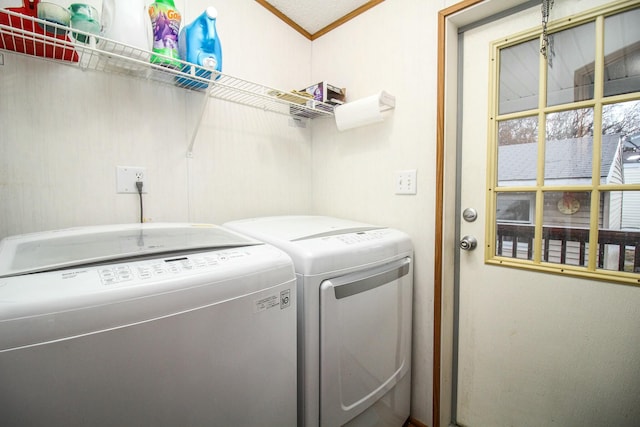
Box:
148 0 181 67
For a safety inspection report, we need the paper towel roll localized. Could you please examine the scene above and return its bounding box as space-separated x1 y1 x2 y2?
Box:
334 91 391 131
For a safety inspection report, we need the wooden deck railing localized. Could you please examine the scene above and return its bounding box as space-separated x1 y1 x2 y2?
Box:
496 223 640 272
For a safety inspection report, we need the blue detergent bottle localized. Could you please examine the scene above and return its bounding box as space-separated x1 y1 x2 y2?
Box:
177 6 222 90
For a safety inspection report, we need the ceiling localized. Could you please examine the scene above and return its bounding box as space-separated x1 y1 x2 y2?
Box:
256 0 383 40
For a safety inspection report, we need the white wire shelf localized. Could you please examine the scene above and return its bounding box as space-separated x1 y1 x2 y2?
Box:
0 8 335 119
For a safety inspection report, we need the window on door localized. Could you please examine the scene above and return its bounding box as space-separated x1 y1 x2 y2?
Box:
486 2 640 285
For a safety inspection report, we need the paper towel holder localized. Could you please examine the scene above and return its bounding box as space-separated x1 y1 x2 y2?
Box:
333 91 396 131
378 91 396 111
346 90 396 110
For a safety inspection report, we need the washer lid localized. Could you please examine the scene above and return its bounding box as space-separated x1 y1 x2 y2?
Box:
0 223 260 277
225 215 383 242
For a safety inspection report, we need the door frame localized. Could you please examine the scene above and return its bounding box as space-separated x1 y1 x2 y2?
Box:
433 4 481 427
434 1 538 427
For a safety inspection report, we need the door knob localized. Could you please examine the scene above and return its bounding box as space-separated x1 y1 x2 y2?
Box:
460 235 477 251
462 208 478 222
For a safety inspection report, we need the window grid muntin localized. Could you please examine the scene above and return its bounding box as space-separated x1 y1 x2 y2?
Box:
486 1 640 285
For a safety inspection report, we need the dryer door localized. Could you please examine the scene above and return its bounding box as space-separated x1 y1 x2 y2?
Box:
319 257 412 427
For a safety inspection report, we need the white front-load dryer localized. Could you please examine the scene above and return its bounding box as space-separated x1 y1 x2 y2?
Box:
224 216 413 427
0 223 297 427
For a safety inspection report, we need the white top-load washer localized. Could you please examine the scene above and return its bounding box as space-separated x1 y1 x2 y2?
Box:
224 216 413 427
0 223 297 427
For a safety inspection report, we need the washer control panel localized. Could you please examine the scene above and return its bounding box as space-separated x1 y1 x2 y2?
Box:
97 250 249 286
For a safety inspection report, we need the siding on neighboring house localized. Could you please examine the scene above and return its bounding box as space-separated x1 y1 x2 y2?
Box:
604 138 625 230
623 164 640 229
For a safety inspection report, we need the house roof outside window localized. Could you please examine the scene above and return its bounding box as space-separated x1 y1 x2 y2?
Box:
498 134 621 186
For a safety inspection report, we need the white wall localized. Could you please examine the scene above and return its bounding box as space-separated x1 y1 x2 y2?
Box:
310 1 443 423
0 0 314 237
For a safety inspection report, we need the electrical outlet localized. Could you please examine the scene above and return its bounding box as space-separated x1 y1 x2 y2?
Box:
116 166 147 194
395 169 417 195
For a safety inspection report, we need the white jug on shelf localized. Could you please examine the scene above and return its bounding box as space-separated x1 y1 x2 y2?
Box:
100 0 149 52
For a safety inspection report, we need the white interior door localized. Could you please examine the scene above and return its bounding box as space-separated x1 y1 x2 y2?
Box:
455 3 640 427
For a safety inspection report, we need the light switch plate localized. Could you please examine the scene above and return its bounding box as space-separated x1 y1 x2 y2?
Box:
395 169 417 195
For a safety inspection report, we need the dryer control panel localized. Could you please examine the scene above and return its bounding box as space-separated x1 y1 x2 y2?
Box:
332 230 390 245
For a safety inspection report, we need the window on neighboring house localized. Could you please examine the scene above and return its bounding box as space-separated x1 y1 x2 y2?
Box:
487 2 640 284
496 193 535 223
